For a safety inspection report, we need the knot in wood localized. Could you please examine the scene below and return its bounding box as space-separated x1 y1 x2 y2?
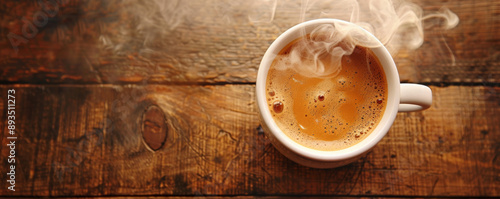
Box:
141 105 168 151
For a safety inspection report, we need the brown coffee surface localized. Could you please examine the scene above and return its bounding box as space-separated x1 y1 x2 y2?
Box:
266 37 388 151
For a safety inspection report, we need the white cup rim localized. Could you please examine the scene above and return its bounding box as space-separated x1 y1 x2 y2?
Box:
256 19 400 162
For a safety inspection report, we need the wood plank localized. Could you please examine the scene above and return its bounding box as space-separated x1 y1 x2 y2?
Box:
0 0 498 84
0 85 498 197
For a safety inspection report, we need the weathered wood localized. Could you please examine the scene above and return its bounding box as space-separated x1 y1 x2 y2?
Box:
0 85 498 197
0 0 498 84
0 1 498 197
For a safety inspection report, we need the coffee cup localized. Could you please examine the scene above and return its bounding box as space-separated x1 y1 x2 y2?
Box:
256 19 432 168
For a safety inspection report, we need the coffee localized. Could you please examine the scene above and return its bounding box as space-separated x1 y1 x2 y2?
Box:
266 35 388 151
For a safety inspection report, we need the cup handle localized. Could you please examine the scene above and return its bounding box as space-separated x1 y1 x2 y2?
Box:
398 83 432 112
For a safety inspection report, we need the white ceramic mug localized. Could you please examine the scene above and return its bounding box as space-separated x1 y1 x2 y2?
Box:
256 19 432 168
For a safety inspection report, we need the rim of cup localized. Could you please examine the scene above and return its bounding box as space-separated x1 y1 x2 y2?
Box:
256 18 400 161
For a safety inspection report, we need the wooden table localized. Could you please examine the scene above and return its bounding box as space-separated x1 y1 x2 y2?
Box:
0 0 498 197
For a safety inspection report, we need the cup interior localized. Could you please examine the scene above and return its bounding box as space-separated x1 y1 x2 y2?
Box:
256 19 400 161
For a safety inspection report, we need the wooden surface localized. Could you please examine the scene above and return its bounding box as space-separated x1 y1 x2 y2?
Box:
0 0 498 197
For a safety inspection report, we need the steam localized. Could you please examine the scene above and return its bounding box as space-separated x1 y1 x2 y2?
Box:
99 0 279 56
99 0 191 55
277 0 460 78
273 21 380 77
97 0 459 79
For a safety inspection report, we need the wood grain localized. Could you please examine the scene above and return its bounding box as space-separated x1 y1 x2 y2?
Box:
0 0 498 84
0 0 498 198
0 85 498 197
